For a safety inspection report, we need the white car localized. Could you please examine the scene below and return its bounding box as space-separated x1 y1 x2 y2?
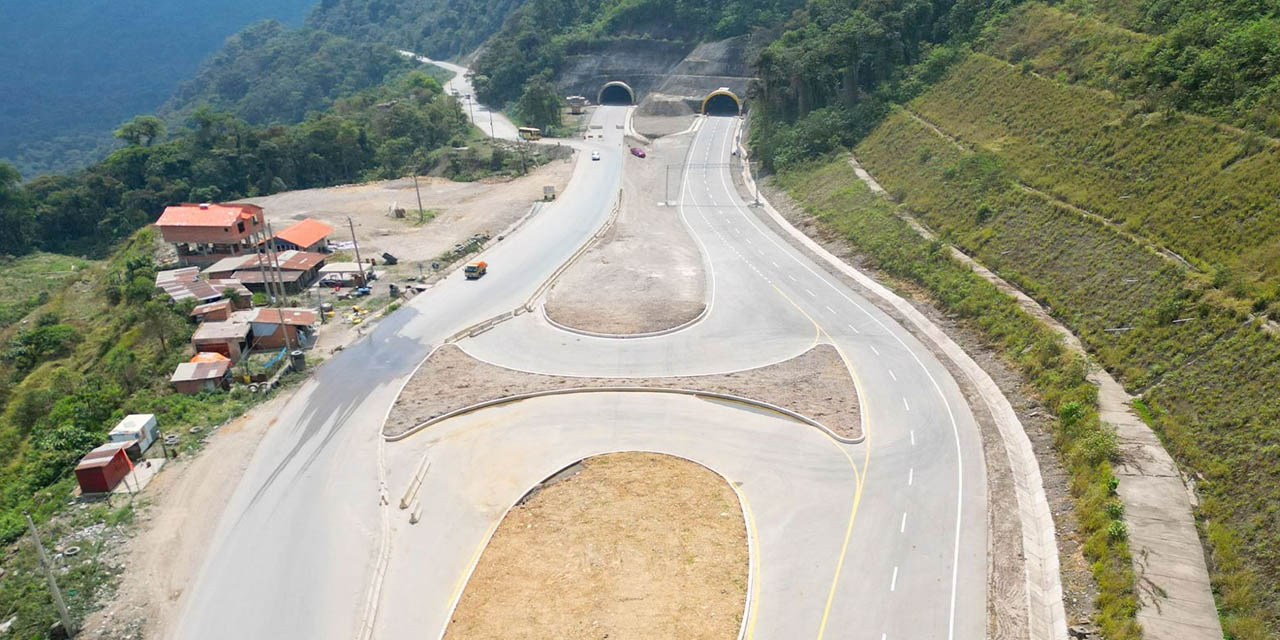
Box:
591 151 601 161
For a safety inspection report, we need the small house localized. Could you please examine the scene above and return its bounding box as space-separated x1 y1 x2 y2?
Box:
192 319 251 362
108 414 159 459
75 442 134 494
170 360 232 394
190 299 233 323
250 308 319 349
272 218 334 253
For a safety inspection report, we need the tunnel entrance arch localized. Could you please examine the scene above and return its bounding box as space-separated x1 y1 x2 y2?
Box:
700 88 742 116
597 81 635 106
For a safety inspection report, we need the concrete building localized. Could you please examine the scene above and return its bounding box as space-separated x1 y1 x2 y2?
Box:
155 202 266 267
272 218 334 253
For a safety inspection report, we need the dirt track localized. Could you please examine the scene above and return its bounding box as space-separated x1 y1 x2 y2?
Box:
442 452 747 640
386 343 861 439
544 126 706 334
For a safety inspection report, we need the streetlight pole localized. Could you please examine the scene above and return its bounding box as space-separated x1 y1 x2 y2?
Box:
489 110 495 139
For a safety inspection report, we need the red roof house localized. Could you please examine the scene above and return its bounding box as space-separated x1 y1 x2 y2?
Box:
155 202 266 267
272 218 334 252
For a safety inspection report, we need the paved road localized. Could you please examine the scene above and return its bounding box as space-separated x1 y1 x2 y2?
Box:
172 106 629 638
400 52 521 140
459 116 988 638
174 107 988 638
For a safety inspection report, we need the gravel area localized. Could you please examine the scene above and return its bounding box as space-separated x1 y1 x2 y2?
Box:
442 452 746 640
386 343 860 439
544 129 706 335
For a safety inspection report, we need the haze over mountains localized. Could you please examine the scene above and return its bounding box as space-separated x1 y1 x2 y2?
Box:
0 0 316 177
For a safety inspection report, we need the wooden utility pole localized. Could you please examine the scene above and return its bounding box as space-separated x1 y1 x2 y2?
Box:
412 173 425 223
254 230 277 303
26 514 75 637
347 217 366 285
264 223 295 351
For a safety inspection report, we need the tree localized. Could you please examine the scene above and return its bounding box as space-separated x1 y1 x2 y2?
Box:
0 163 36 255
113 115 166 147
515 73 563 131
141 301 182 354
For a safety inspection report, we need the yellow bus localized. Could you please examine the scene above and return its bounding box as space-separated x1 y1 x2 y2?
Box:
518 126 542 141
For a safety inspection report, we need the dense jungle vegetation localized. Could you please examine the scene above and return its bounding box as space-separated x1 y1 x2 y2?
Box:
307 0 528 59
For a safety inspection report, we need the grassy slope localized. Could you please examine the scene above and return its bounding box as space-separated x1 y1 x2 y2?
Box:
777 161 1140 638
849 13 1280 636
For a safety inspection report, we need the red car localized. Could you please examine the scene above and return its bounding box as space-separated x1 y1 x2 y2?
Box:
630 147 646 158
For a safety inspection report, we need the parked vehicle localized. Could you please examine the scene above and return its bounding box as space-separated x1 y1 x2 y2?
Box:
465 261 488 279
630 147 646 158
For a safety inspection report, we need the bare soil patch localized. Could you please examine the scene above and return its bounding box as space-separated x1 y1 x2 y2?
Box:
442 452 747 640
544 131 706 335
243 158 573 266
387 343 860 439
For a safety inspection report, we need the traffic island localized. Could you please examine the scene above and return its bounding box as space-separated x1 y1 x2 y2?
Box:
441 452 746 640
386 343 861 440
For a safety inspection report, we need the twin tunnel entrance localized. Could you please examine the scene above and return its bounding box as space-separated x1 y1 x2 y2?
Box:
596 81 742 116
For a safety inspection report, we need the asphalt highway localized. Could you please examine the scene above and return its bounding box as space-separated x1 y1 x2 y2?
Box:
172 107 987 639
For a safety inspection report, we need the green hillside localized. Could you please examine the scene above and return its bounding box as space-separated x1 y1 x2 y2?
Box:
754 1 1280 636
307 0 529 60
161 20 419 126
0 0 317 178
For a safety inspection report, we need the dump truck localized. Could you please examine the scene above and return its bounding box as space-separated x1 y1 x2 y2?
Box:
464 261 488 279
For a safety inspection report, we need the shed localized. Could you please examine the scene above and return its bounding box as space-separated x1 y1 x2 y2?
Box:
108 414 159 458
192 320 251 362
319 262 369 286
190 299 232 323
75 443 133 494
250 308 319 349
171 360 231 394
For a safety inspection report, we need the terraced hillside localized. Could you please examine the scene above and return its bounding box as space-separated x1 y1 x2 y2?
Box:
833 7 1280 637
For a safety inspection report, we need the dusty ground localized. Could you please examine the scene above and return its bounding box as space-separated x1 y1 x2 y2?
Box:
79 391 299 640
634 108 699 139
244 157 574 266
544 126 706 335
749 169 1099 637
442 452 747 640
388 343 860 439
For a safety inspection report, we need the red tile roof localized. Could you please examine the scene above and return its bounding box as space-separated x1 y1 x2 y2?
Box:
156 203 260 228
274 218 334 248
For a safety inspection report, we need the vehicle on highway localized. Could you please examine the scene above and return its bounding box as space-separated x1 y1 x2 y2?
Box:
630 147 646 158
591 151 601 161
464 261 487 279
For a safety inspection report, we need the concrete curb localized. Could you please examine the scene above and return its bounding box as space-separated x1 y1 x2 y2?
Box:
385 386 862 445
734 143 1068 640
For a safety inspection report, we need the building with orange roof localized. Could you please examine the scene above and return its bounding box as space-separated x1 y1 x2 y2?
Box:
155 202 266 267
272 218 334 253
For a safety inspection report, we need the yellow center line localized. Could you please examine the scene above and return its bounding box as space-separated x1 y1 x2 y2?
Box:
762 282 871 639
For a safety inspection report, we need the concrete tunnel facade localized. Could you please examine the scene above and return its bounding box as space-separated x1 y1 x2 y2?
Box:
598 81 635 105
701 88 742 116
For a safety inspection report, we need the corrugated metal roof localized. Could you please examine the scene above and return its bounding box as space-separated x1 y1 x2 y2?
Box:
156 268 250 303
274 218 334 248
319 262 366 274
252 307 318 326
155 203 259 228
170 360 230 383
232 269 306 284
275 250 326 271
190 299 232 316
76 442 129 470
192 321 250 341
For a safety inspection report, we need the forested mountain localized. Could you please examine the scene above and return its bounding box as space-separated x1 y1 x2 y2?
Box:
0 70 467 258
307 0 528 59
471 0 802 105
0 0 317 179
161 20 418 126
